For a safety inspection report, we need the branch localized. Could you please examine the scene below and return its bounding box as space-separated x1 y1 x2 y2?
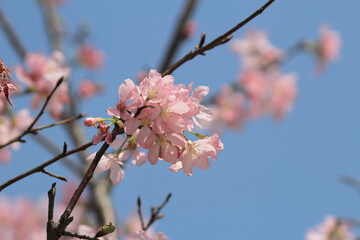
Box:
63 231 99 240
162 0 275 77
33 113 86 132
41 169 67 182
341 175 360 195
159 0 198 72
38 0 63 52
138 193 172 231
47 183 57 239
0 141 93 192
0 77 64 149
57 126 123 233
32 134 84 176
0 6 27 60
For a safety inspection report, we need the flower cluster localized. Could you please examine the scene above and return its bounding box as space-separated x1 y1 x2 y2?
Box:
306 215 355 240
16 51 70 118
208 29 297 132
85 69 224 182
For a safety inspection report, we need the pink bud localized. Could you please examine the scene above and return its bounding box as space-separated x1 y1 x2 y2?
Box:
84 117 96 127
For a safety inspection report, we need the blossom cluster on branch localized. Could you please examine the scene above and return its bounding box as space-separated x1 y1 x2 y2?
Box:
86 69 224 183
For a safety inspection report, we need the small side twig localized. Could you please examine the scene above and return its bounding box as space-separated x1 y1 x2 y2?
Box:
0 77 64 149
32 113 86 133
0 141 93 192
41 169 67 182
162 0 275 76
0 6 27 60
137 197 145 230
138 193 172 231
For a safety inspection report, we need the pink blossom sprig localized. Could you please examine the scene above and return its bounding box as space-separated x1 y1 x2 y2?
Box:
85 69 224 182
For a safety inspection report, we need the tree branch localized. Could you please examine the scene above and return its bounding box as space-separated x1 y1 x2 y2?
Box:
38 0 63 52
0 77 65 149
0 141 93 192
159 0 198 72
0 6 27 60
137 193 172 231
162 0 275 77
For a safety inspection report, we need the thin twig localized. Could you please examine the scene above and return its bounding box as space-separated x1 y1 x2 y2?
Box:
159 0 198 72
32 113 86 132
162 0 275 77
137 196 145 230
0 77 64 149
32 134 84 176
0 7 27 60
41 169 67 182
142 193 172 231
0 141 93 192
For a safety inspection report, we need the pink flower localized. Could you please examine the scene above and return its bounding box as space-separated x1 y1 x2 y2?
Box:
112 134 147 166
107 78 137 121
231 30 281 70
0 109 33 163
306 216 355 240
182 20 197 39
211 85 246 130
179 137 219 176
268 74 297 119
79 79 101 99
316 25 342 71
87 144 129 184
239 69 267 100
15 51 70 118
133 230 167 240
77 44 105 69
147 133 186 165
92 121 111 145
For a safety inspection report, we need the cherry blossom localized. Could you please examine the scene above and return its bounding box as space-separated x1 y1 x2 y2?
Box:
306 216 355 240
79 79 101 99
77 44 105 70
86 69 224 178
133 230 167 240
0 109 33 163
15 51 70 118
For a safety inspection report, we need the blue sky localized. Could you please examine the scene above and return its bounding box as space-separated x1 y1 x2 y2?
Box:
0 0 359 239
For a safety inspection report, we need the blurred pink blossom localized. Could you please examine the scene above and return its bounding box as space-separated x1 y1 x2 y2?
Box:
79 79 102 99
306 215 355 240
15 51 70 118
77 44 105 70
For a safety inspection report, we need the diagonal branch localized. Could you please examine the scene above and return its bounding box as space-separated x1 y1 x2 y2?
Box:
159 0 198 72
0 77 64 149
0 141 93 192
0 6 27 60
162 0 275 77
38 0 63 52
